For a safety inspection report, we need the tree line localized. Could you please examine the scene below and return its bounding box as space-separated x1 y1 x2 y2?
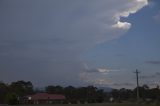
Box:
0 80 160 104
110 85 160 103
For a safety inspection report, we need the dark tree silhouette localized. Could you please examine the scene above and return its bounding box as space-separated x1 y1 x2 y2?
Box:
0 81 8 103
10 80 33 96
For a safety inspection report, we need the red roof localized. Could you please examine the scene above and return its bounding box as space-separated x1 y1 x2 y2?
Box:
28 93 65 100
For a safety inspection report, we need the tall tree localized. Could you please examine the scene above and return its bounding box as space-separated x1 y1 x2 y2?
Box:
10 80 33 96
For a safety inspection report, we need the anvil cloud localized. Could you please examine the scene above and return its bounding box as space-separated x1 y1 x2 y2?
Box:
0 0 148 86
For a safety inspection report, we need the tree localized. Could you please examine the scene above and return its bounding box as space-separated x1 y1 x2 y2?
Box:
5 92 18 105
9 80 33 96
45 85 64 94
95 89 105 103
64 86 76 99
0 81 8 103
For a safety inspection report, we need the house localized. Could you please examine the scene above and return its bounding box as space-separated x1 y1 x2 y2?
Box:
26 93 66 104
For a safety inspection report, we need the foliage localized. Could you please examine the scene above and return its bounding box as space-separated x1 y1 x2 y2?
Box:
10 80 33 96
110 84 160 103
5 92 18 105
0 80 160 104
0 80 33 104
0 81 8 103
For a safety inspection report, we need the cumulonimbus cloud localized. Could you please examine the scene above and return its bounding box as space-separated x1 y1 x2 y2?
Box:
0 0 148 86
79 0 149 86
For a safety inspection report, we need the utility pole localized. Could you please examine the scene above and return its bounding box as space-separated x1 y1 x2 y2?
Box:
134 69 140 102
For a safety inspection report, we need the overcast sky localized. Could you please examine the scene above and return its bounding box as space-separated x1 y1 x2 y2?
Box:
0 0 160 88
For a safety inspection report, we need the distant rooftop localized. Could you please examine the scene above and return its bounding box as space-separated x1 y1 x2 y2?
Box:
27 93 66 100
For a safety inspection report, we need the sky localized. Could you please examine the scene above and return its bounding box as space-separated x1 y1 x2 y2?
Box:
0 0 160 88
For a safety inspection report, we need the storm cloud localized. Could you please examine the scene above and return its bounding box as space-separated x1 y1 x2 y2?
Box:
0 0 148 86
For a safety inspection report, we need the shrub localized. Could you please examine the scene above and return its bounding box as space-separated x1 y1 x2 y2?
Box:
5 92 18 105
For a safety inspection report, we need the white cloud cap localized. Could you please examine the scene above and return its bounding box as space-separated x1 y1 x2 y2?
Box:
112 21 131 30
111 0 148 30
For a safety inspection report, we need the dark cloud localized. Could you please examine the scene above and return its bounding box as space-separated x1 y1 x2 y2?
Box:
85 69 100 73
155 72 160 76
145 61 160 65
0 0 148 86
140 72 160 79
112 83 134 86
140 75 155 79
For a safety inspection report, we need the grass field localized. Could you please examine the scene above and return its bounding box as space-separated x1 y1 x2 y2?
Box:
4 103 159 106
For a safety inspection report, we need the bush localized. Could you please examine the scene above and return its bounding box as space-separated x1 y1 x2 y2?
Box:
5 92 18 105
